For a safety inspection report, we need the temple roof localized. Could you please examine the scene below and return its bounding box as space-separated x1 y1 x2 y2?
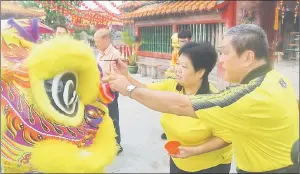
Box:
120 1 228 20
118 1 152 11
1 1 45 19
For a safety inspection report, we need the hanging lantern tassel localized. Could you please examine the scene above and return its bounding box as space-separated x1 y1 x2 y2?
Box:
295 9 298 24
295 2 299 24
274 6 279 30
281 6 285 24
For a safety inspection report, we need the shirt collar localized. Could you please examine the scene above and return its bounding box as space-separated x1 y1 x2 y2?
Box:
240 63 273 84
176 78 210 95
100 44 113 56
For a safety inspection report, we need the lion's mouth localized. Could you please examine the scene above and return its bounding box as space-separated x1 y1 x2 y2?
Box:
44 72 79 117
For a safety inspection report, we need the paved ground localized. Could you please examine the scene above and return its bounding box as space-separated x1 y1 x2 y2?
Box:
106 75 170 173
106 59 299 173
274 59 299 98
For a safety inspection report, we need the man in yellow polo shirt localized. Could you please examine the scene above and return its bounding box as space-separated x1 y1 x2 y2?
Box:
107 24 299 173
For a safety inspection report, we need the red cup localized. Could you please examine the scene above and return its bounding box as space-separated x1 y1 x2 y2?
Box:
165 141 181 154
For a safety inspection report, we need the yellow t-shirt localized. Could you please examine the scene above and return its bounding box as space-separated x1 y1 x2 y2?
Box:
189 69 299 172
148 78 232 172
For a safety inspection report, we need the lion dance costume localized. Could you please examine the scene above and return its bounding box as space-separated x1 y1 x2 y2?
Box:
1 18 118 173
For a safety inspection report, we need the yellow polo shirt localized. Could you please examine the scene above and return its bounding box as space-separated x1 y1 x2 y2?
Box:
148 78 232 172
189 67 299 172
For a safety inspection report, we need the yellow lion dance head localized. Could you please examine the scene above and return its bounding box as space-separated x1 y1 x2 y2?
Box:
1 18 118 173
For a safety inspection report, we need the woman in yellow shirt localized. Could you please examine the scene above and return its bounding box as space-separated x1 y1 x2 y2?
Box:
112 42 232 173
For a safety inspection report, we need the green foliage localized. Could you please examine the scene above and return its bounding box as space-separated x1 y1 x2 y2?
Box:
19 1 80 28
121 31 134 46
19 1 39 8
73 33 81 40
87 26 96 36
121 32 145 66
44 9 66 28
73 26 96 36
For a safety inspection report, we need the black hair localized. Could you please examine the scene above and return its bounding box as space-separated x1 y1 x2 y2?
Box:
177 42 217 94
54 24 68 32
224 24 269 61
291 139 299 164
178 30 192 39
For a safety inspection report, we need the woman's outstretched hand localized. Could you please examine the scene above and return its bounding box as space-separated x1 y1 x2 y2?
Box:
110 59 129 77
168 146 197 159
103 71 131 96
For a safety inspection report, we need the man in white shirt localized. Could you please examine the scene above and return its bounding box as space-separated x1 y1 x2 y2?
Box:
94 28 125 154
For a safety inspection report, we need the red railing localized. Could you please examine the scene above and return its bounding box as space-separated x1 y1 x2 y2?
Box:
113 45 134 59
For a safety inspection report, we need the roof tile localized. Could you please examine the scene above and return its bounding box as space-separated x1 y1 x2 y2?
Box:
207 1 218 10
171 1 185 14
166 1 181 14
177 1 191 13
199 1 210 11
118 1 148 10
155 2 169 15
184 1 198 12
120 1 226 20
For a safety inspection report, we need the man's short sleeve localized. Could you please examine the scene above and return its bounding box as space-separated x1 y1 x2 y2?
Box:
112 47 125 60
211 127 232 143
189 79 265 132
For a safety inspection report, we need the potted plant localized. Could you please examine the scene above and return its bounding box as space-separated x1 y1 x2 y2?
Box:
121 32 143 74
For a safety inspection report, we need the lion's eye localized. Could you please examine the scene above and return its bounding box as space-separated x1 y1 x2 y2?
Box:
44 72 79 117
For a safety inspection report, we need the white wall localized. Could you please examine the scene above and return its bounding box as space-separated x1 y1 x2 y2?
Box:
1 20 8 31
